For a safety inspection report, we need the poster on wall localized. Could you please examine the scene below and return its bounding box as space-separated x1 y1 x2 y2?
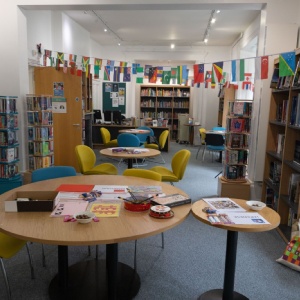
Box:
53 82 64 96
52 97 67 113
112 98 119 107
102 82 126 114
105 83 112 92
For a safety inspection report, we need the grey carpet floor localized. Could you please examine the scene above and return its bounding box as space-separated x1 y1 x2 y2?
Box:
0 142 299 299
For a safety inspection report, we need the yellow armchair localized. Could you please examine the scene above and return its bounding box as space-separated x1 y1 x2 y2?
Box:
100 127 118 148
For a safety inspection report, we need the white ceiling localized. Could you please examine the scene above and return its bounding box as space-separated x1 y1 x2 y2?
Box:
61 4 261 48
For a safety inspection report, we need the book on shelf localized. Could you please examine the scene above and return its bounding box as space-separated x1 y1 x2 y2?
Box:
228 101 252 117
293 140 300 165
276 100 288 123
223 165 247 180
269 161 282 185
288 173 300 203
292 60 300 87
293 181 300 204
270 68 280 89
226 133 244 148
290 93 300 126
230 118 245 133
225 149 248 165
276 134 285 155
151 193 191 207
265 187 278 210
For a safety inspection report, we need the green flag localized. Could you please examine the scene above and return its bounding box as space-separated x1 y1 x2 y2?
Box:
136 67 144 84
162 70 171 84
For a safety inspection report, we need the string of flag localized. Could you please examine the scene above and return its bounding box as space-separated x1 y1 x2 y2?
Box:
39 48 297 90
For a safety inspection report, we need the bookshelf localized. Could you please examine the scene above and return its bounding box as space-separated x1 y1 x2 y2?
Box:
26 95 54 171
217 85 236 127
222 101 252 182
261 50 300 242
0 96 22 193
140 85 190 140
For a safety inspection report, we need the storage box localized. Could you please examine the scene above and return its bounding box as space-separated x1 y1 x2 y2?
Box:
4 191 58 212
217 177 251 200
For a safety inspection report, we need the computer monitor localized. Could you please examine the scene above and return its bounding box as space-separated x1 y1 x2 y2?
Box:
93 110 102 123
104 110 122 124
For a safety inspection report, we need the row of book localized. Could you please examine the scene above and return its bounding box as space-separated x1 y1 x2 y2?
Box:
27 111 53 126
140 111 172 119
29 155 54 171
141 88 156 97
28 141 54 156
226 117 251 133
223 165 247 180
227 101 252 117
269 161 282 185
0 130 18 146
28 127 54 141
290 94 300 126
0 114 18 129
0 147 18 163
141 99 156 108
173 101 189 108
26 95 52 111
276 100 288 123
288 173 300 204
294 140 300 165
225 133 250 149
265 187 278 211
224 149 248 165
0 163 19 179
276 133 285 156
0 97 17 113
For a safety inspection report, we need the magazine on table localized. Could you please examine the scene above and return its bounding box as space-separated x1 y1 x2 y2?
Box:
203 197 246 212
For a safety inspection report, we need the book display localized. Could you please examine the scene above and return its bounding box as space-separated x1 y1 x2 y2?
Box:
222 100 252 182
217 84 235 127
261 49 300 241
26 94 54 170
140 85 190 140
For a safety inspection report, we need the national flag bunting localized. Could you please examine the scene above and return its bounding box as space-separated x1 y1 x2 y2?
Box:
57 52 64 64
70 61 76 75
162 67 171 84
194 64 204 83
255 56 268 80
120 62 127 73
144 65 152 78
63 60 68 74
231 59 245 82
123 67 131 82
104 66 111 81
171 68 177 84
242 73 253 90
132 63 140 74
113 67 120 82
279 51 295 77
205 71 212 88
136 67 144 84
177 66 182 84
181 65 188 85
149 67 158 83
212 62 223 83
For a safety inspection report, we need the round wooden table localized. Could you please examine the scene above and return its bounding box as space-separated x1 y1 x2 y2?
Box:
118 129 150 134
100 148 160 168
192 199 280 300
0 175 191 300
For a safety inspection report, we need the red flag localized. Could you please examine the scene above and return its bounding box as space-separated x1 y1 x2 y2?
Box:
261 56 268 79
194 64 204 83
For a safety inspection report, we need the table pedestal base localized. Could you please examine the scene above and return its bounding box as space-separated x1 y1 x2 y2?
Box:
49 260 140 300
198 289 248 300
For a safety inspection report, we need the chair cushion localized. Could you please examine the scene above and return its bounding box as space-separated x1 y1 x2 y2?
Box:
84 163 118 175
105 139 118 147
150 166 179 182
206 145 225 151
145 143 159 150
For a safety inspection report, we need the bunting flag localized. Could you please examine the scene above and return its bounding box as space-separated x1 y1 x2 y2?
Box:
106 60 115 67
204 71 212 88
104 66 111 81
76 64 82 76
69 54 77 64
50 57 55 67
55 58 60 70
43 55 47 66
177 66 183 84
194 64 204 83
242 73 253 90
171 68 177 84
149 67 158 83
136 66 144 84
212 62 223 83
144 65 152 78
196 82 201 88
63 60 68 74
132 63 140 74
123 67 131 82
162 67 171 84
70 61 76 75
94 58 102 67
57 52 64 64
94 65 100 79
181 65 188 85
231 59 245 82
221 72 231 88
44 50 52 66
157 67 163 81
113 67 120 82
255 56 269 80
120 61 127 73
279 51 295 77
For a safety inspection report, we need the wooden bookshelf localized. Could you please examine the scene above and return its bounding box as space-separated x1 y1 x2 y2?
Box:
261 49 300 242
140 85 190 140
217 85 235 127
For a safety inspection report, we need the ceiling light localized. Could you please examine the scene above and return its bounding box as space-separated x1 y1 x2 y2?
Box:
203 10 215 43
118 43 121 46
171 44 175 49
211 18 216 24
104 28 107 32
216 10 220 14
204 38 208 43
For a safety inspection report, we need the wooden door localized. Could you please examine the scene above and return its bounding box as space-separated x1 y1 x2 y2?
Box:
34 67 82 171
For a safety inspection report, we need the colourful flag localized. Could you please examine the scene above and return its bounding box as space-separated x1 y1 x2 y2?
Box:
181 65 188 85
255 56 269 80
57 52 64 64
120 61 127 73
70 61 76 75
136 67 144 84
231 59 245 82
132 63 140 74
279 51 295 77
55 58 60 71
162 67 171 84
242 73 253 90
204 71 212 88
177 66 182 84
104 66 111 81
212 62 223 83
113 66 120 82
94 58 102 79
123 67 131 82
157 66 163 78
149 67 157 83
69 54 77 64
194 64 204 83
144 65 152 78
171 68 177 84
63 60 68 74
106 60 114 67
76 65 82 77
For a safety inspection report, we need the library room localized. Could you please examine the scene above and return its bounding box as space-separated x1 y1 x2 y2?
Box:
0 1 300 300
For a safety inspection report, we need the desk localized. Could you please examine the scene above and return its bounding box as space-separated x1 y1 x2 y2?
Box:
0 175 190 300
100 148 160 169
184 124 201 146
118 129 150 134
191 199 280 300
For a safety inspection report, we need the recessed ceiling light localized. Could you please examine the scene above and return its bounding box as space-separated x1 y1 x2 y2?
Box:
204 38 208 43
211 18 216 24
171 44 175 49
104 28 107 32
216 10 220 13
118 43 121 46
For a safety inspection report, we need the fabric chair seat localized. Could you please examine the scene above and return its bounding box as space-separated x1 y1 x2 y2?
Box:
0 233 27 259
144 143 159 150
104 139 118 148
150 166 179 182
207 145 225 151
84 163 118 175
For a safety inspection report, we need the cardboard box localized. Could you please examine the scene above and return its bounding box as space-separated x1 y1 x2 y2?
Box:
218 177 251 200
4 191 58 212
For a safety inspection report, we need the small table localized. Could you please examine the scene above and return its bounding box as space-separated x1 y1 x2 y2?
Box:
184 124 201 146
191 199 280 300
119 129 150 134
100 148 160 169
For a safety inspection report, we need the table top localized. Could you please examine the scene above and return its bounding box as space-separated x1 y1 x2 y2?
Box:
206 130 225 135
184 124 201 127
100 148 160 159
119 129 150 134
191 199 280 232
0 175 190 246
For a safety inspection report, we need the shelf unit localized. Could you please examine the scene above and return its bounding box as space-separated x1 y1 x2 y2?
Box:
26 94 54 171
261 51 300 242
222 101 252 181
217 85 236 127
140 85 190 140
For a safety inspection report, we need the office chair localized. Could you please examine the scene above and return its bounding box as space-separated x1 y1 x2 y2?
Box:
150 149 191 185
0 233 35 300
196 128 206 159
145 130 169 164
100 127 118 148
122 168 163 270
75 145 118 175
202 133 225 162
135 126 154 146
31 166 77 267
